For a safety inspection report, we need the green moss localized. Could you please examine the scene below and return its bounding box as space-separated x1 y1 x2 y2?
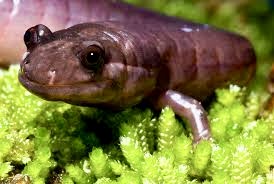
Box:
0 162 13 179
1 0 274 183
157 107 183 151
89 148 113 178
191 140 212 176
0 66 273 183
65 164 94 184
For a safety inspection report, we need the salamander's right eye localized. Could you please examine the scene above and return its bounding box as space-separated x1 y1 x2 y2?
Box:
80 44 105 72
24 24 53 51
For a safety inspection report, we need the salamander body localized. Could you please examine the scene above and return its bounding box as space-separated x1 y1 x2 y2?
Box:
18 0 256 142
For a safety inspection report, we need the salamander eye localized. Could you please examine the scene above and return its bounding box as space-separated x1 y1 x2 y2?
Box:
80 45 105 71
24 24 53 51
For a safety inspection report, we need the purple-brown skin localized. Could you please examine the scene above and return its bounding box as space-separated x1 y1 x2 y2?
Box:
17 1 256 143
0 0 196 66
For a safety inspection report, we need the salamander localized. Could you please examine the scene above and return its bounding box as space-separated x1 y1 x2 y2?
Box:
18 0 256 142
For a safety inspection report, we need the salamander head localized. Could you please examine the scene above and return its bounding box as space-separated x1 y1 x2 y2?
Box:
19 24 159 108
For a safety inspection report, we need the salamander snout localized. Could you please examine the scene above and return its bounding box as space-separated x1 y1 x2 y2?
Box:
24 24 53 51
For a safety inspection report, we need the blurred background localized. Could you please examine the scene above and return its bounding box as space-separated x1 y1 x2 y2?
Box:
125 0 274 91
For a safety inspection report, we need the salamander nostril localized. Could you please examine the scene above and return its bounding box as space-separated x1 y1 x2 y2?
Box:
21 52 30 61
22 57 30 65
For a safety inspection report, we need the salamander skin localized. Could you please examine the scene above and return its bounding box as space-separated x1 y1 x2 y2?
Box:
19 19 256 142
0 0 196 66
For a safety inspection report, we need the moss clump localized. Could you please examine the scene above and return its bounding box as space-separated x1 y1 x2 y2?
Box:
0 66 273 183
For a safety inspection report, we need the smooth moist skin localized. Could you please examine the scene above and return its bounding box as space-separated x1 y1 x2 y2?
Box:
0 0 196 66
18 1 256 143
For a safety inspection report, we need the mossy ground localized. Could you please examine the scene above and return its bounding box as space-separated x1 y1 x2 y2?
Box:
0 0 273 183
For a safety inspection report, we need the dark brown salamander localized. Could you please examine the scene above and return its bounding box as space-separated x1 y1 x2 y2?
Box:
18 1 256 143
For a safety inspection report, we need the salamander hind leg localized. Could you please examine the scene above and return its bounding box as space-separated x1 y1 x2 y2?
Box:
152 90 211 143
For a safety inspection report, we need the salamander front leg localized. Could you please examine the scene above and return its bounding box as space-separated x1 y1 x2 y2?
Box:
153 90 211 143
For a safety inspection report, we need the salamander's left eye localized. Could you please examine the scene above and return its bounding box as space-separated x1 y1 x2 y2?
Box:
24 24 53 51
80 45 105 71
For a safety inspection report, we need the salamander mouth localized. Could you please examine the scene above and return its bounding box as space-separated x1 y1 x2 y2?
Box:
18 71 116 105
